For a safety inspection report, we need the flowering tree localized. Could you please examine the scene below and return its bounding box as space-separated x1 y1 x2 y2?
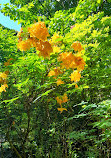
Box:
0 0 111 157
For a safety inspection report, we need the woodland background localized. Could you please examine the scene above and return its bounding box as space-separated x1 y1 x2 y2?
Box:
0 0 111 157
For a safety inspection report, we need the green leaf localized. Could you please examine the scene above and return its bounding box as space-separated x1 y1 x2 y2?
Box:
1 97 19 103
68 113 87 120
33 88 55 103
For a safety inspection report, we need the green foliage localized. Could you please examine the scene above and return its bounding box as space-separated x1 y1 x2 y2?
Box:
10 0 78 11
0 0 111 157
0 24 17 64
0 0 78 26
48 9 75 35
73 0 111 23
68 100 111 157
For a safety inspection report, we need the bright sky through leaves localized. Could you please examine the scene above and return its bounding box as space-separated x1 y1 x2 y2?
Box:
0 0 21 31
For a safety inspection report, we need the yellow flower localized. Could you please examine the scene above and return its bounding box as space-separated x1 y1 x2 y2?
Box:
74 55 86 71
71 41 84 52
36 40 53 58
48 70 55 77
57 108 67 113
69 70 81 82
62 93 69 103
48 67 62 77
17 39 31 51
56 93 69 105
28 22 49 41
0 85 6 92
0 87 3 93
75 84 78 88
56 79 64 86
0 84 8 93
54 67 62 76
52 46 60 54
28 38 38 47
58 52 76 69
4 84 8 88
56 96 62 106
0 72 7 79
58 51 85 70
50 32 62 45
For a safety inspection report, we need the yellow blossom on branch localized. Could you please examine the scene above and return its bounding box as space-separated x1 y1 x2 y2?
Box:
69 70 81 82
49 32 63 45
48 67 62 77
36 40 53 58
74 56 86 71
57 108 67 113
48 70 55 77
56 93 69 105
0 84 8 93
28 22 49 41
4 84 8 89
52 46 61 54
58 52 75 69
58 52 85 70
71 41 84 52
54 67 62 76
56 96 63 106
28 38 38 47
17 39 31 51
62 93 69 103
75 84 78 88
0 72 7 79
56 79 64 86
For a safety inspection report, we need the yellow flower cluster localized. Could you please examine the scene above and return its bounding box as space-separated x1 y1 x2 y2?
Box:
1 58 13 94
17 39 31 51
0 72 8 93
71 41 84 52
48 67 62 77
0 72 7 79
58 52 85 71
74 55 86 72
36 40 53 58
57 108 67 113
49 32 62 45
56 93 69 105
57 41 85 86
28 22 49 41
69 70 81 82
17 21 53 58
56 93 69 113
56 79 64 86
47 41 85 112
16 21 87 113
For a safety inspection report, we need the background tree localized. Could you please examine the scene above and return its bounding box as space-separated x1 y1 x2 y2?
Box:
0 0 111 157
